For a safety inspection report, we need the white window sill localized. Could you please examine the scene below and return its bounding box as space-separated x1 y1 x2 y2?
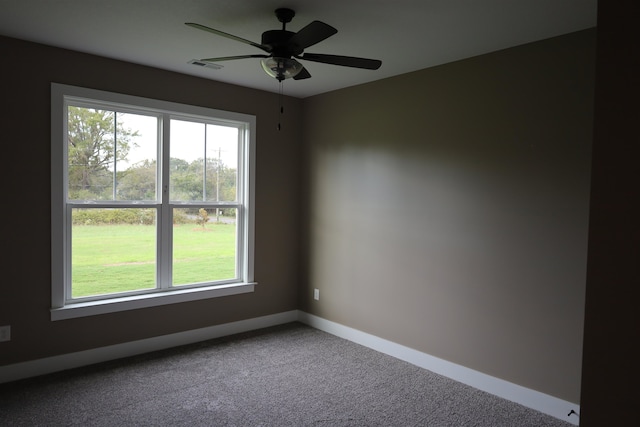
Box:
50 282 256 321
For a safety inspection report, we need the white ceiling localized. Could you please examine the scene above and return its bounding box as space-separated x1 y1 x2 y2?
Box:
1 0 597 98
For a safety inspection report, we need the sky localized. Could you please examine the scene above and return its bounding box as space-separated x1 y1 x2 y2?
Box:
118 112 239 168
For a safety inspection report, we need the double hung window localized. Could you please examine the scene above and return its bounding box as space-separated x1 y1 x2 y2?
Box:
51 84 256 320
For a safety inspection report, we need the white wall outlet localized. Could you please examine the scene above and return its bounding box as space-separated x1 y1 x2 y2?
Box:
0 325 10 342
314 289 320 301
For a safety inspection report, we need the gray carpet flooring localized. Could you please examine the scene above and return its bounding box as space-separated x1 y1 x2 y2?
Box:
0 322 573 426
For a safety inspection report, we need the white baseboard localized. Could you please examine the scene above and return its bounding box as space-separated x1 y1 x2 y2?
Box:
0 309 581 425
297 312 580 426
0 310 298 384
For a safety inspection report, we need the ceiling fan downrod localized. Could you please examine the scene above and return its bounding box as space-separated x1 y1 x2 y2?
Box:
275 8 295 30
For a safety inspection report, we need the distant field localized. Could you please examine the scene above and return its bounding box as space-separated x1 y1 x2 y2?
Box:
71 222 236 298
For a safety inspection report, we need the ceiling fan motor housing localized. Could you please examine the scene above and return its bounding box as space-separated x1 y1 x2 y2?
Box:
261 30 302 57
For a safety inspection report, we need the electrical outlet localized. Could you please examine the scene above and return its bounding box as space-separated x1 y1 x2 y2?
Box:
0 325 10 342
314 289 320 300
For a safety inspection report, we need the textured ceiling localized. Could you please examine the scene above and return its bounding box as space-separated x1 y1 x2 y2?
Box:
0 0 597 98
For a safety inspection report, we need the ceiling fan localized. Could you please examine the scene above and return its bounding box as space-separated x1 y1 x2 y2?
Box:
186 8 382 82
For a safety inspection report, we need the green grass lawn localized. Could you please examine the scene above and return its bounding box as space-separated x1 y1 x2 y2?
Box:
72 222 236 298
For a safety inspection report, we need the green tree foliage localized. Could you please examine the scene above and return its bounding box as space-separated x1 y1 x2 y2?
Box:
117 159 157 200
170 157 203 201
67 107 138 199
170 157 237 204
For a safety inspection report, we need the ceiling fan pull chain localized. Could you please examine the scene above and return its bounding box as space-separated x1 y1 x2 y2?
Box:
277 80 284 131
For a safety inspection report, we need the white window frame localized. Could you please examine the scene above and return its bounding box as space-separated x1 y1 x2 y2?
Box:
50 83 256 321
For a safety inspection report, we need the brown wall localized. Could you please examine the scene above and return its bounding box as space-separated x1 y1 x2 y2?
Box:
0 36 303 365
301 29 596 403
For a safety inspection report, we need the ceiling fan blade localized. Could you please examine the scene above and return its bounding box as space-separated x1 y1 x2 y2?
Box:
186 22 271 53
200 54 270 62
293 67 312 80
288 21 337 50
300 53 382 70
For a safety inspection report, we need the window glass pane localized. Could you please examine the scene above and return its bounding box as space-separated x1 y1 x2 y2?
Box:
170 120 238 202
205 124 238 202
172 207 237 286
170 119 205 202
115 113 158 201
71 208 156 298
67 107 158 201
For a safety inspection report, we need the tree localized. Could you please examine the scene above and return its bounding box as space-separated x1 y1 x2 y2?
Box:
169 157 203 201
117 159 157 200
67 106 139 199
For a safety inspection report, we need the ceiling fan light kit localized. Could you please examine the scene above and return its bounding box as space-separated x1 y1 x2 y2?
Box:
260 57 303 80
186 7 382 82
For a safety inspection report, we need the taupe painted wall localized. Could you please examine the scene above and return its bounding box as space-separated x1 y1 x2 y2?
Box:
301 29 596 403
0 36 303 365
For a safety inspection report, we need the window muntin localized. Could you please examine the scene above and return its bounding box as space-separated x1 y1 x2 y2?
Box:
51 84 255 316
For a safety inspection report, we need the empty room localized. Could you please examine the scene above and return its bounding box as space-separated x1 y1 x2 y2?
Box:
1 1 638 426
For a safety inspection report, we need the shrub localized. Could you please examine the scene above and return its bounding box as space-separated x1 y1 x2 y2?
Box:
72 208 156 225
